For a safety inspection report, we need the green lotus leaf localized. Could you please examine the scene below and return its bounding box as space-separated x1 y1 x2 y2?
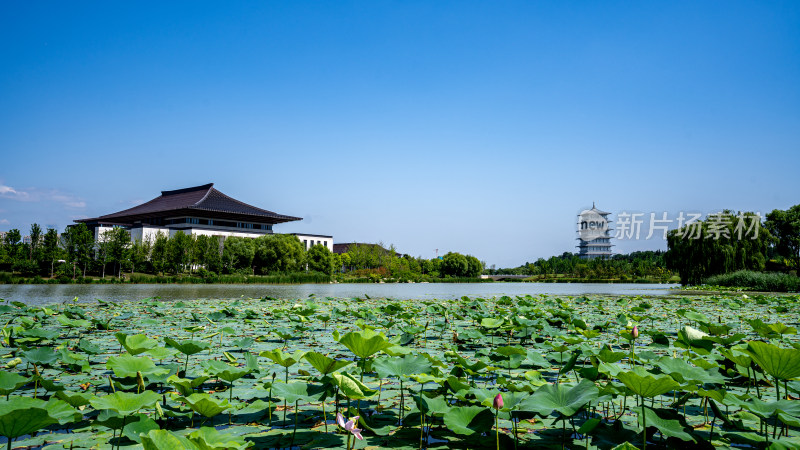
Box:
617 367 680 398
655 356 725 385
480 318 505 329
272 382 326 404
637 406 696 442
0 397 58 440
519 379 598 417
303 351 353 375
55 390 93 407
0 372 28 396
231 337 254 349
675 326 715 354
164 337 210 356
141 429 199 450
178 393 230 418
19 328 60 340
495 345 527 357
373 354 433 379
22 347 58 366
167 375 209 397
188 426 254 450
338 329 394 359
56 314 91 329
443 405 494 435
122 415 160 443
115 332 159 355
200 360 250 383
259 348 306 368
44 398 81 424
106 353 168 378
330 372 376 400
90 391 160 416
747 341 800 381
415 393 450 416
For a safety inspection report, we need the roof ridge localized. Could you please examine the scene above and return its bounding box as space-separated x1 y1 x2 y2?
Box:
161 183 214 196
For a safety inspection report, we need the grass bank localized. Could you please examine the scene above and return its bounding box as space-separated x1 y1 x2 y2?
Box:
703 270 800 292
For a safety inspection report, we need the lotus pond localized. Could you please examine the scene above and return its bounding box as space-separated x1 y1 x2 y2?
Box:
1 292 799 449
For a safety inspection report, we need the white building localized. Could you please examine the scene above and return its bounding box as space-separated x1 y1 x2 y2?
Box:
76 184 333 247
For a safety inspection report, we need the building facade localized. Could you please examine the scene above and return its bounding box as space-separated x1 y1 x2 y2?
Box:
75 184 332 246
576 203 614 260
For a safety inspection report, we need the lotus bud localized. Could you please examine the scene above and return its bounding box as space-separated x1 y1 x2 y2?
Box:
136 371 145 392
632 325 639 339
493 393 504 409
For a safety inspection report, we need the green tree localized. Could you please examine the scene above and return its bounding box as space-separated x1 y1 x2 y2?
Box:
465 255 483 277
28 223 42 261
60 224 94 278
42 228 62 277
151 233 169 274
252 234 304 274
765 204 800 271
167 231 193 274
441 252 469 277
666 211 773 285
222 236 255 273
307 244 333 274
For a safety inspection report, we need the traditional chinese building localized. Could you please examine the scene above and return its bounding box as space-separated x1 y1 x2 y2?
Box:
75 184 330 247
576 203 614 260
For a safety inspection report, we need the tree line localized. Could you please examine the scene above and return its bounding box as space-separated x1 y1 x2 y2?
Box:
665 204 800 285
0 223 485 281
486 251 671 281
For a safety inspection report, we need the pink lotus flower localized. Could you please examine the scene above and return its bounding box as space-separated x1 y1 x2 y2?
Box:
336 412 363 440
493 393 504 409
632 325 639 339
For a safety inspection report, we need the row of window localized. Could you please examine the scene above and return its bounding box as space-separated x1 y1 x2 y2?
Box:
152 217 272 231
303 239 329 249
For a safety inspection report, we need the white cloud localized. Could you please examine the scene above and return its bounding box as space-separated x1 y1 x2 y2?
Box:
0 183 85 209
0 184 29 200
0 219 9 225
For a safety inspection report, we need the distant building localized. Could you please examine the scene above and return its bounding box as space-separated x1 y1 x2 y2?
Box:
75 183 331 245
576 203 614 260
289 233 333 251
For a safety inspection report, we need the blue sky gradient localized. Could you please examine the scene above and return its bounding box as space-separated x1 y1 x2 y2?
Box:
1 1 799 267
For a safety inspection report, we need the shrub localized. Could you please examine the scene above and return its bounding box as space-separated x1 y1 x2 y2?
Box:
704 270 800 292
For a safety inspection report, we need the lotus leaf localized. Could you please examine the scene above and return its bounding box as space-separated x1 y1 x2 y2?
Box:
22 347 58 365
443 405 494 435
107 353 168 378
272 382 326 403
122 415 160 443
747 341 800 381
303 351 352 375
141 429 199 450
165 337 210 356
179 393 231 417
330 372 376 399
0 397 58 441
373 354 433 379
188 427 254 450
338 329 394 359
0 372 28 397
90 391 160 416
519 379 598 417
115 333 159 355
617 367 680 398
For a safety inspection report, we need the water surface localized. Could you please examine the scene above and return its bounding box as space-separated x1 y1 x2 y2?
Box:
0 282 680 305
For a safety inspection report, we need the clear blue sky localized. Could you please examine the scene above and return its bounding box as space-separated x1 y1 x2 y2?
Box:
1 1 799 267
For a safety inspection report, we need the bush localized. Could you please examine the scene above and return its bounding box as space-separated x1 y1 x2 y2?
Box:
704 270 800 292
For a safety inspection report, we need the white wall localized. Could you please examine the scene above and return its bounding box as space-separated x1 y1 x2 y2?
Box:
293 234 334 251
